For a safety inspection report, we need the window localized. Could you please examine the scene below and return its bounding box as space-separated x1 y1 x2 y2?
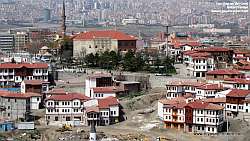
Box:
47 116 50 119
66 117 70 121
201 118 203 122
89 45 91 48
37 98 40 101
197 118 199 122
208 127 210 131
15 99 16 102
212 128 214 132
111 111 113 115
233 106 236 109
227 105 230 108
201 110 203 114
8 106 10 109
247 103 248 106
247 109 249 113
55 117 58 121
7 113 10 117
114 111 116 115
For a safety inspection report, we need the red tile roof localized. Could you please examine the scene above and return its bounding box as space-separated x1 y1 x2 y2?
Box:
207 69 241 75
167 80 206 87
98 96 119 109
23 80 49 85
197 47 230 52
46 93 90 101
186 101 224 110
0 91 41 99
238 65 250 71
159 97 186 105
226 89 250 97
92 86 117 93
0 63 48 69
205 97 226 103
196 84 223 90
224 78 250 84
73 30 137 41
86 106 100 113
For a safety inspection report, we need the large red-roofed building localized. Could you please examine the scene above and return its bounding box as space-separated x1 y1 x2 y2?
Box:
73 30 137 57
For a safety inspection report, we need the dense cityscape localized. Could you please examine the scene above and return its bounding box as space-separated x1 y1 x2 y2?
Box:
0 0 250 141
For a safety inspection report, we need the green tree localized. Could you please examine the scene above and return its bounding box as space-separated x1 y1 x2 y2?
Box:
123 50 138 72
84 53 95 67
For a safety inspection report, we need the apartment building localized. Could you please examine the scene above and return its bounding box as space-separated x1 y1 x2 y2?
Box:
0 63 49 87
183 50 214 77
195 84 223 99
85 96 119 126
232 50 250 64
45 93 120 126
206 69 243 84
158 97 224 133
0 33 14 52
225 89 250 118
21 80 49 94
185 101 224 133
45 93 90 125
158 97 191 130
223 78 250 90
166 81 205 99
0 91 41 121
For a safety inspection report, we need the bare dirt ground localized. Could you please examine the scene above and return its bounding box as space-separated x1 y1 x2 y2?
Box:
4 68 248 141
29 87 248 141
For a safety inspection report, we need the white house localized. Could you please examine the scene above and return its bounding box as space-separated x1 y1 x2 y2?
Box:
185 101 224 133
45 93 90 125
225 89 250 118
85 96 119 126
195 84 223 99
223 78 250 90
183 51 214 78
85 73 113 98
90 86 117 99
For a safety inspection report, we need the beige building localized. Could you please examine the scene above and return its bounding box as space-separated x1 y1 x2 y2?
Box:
73 30 137 58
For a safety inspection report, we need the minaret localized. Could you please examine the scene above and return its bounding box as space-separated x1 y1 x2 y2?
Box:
89 122 96 141
61 0 66 37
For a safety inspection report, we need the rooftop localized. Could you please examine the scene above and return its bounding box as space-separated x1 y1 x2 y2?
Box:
46 93 90 101
196 84 223 90
224 78 250 84
207 69 241 75
92 86 118 93
23 80 49 85
205 97 226 103
226 89 250 97
0 63 48 69
186 101 224 110
74 30 137 41
98 96 119 109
